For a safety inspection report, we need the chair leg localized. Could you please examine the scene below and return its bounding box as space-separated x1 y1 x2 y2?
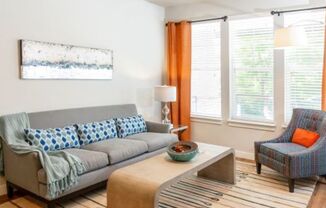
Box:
6 182 14 198
256 162 261 174
288 178 295 193
48 201 56 208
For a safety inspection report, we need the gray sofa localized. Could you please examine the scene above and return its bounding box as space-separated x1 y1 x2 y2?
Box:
3 104 178 207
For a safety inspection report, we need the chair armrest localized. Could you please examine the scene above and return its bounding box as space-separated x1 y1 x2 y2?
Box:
286 137 326 178
3 142 42 195
254 136 290 161
146 121 171 133
255 126 295 148
254 127 295 161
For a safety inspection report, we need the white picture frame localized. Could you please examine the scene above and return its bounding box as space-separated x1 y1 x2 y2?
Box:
20 40 113 80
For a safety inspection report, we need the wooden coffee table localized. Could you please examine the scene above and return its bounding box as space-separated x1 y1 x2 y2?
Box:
107 143 235 208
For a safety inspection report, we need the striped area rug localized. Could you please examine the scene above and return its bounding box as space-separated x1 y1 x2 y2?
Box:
0 161 317 208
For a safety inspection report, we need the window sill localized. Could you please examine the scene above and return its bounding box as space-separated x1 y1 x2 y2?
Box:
191 115 223 125
282 124 288 129
227 119 276 132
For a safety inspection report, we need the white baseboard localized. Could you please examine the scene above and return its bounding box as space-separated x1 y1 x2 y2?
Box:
235 150 254 161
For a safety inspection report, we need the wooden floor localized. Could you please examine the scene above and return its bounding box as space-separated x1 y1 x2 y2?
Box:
238 158 326 208
308 182 326 208
0 159 325 207
1 184 325 208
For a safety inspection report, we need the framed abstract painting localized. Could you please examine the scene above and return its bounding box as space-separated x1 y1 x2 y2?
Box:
20 40 113 80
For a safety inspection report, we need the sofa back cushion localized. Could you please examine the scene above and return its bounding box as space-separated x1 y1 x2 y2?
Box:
28 104 138 129
24 126 80 152
76 119 117 145
116 115 147 138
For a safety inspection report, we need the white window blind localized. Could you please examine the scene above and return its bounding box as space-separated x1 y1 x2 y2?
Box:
191 21 221 118
284 10 325 122
229 17 274 122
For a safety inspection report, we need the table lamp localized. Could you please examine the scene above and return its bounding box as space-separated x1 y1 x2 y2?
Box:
274 26 307 49
154 85 176 125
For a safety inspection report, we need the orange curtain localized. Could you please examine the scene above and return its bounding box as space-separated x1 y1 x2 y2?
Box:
322 14 326 111
167 21 191 141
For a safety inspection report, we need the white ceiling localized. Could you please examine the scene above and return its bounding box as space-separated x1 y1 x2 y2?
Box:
147 0 324 10
147 0 203 7
147 0 325 21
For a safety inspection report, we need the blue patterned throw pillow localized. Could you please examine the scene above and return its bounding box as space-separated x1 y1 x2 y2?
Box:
24 126 80 152
116 115 147 138
76 119 117 145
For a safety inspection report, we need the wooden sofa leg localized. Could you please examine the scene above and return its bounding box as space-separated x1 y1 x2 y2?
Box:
256 162 261 174
288 179 295 193
6 182 14 198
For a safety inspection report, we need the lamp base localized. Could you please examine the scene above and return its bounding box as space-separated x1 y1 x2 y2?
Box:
162 103 171 125
162 122 174 129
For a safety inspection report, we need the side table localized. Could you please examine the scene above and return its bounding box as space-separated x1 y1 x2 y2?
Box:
169 125 188 140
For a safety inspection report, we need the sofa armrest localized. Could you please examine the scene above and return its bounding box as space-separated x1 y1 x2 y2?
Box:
286 137 326 178
3 142 42 195
146 121 171 133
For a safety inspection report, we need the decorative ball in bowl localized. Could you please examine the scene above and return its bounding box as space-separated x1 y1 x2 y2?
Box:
167 141 199 162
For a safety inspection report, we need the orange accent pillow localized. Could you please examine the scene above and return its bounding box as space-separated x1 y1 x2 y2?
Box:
292 128 320 148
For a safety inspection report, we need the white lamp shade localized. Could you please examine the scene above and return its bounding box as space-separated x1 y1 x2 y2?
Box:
274 26 307 49
154 86 176 102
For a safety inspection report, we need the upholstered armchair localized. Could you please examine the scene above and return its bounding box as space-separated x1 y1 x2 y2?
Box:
255 109 326 192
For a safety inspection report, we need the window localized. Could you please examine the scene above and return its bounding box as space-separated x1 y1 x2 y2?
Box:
229 17 274 122
284 10 325 122
191 21 221 118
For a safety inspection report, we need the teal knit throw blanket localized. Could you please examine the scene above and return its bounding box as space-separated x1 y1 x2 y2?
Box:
0 112 85 198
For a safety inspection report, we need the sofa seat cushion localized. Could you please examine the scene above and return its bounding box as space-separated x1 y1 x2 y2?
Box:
259 143 307 164
81 139 148 164
37 148 109 184
126 132 178 152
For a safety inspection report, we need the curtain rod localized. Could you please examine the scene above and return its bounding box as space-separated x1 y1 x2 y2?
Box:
165 16 227 26
191 16 228 23
271 6 326 16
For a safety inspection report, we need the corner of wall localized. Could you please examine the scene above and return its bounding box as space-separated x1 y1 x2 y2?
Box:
235 150 254 161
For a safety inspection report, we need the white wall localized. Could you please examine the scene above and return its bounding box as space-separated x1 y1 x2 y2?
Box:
0 0 165 121
0 0 165 195
166 1 324 159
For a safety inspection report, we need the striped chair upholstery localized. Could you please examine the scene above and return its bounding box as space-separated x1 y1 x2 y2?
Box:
255 109 326 192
